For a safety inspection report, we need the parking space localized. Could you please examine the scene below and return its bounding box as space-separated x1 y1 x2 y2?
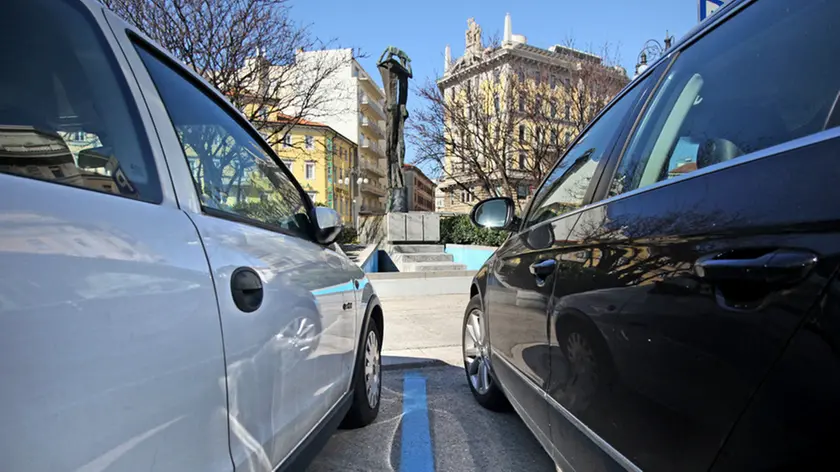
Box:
307 364 555 472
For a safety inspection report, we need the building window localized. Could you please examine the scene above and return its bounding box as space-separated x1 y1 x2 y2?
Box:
519 152 527 169
535 127 543 144
517 184 529 199
460 189 474 203
493 68 501 83
519 93 525 112
551 103 557 118
534 71 541 86
564 104 571 121
550 75 556 89
305 161 315 180
282 134 292 147
304 135 314 149
564 131 572 145
282 159 293 171
494 94 500 114
551 130 559 146
517 69 525 82
535 95 542 113
518 125 525 144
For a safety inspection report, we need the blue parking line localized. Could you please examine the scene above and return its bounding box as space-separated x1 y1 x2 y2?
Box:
400 372 434 472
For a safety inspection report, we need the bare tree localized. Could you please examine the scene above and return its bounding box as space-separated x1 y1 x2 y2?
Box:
102 0 354 147
410 39 628 212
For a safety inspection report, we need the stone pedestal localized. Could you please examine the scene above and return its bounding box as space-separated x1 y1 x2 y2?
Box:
359 212 440 244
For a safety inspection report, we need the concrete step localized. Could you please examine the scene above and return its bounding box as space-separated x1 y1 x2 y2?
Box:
390 244 445 254
401 262 468 272
392 252 454 264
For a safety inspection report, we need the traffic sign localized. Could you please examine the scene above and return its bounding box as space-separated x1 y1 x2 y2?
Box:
699 0 727 22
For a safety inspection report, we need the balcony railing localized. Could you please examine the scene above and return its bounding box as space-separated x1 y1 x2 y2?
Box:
360 115 385 139
360 136 382 155
361 157 386 176
359 92 386 120
361 181 386 197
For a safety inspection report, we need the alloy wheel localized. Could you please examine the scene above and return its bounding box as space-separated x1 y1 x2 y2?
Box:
364 330 381 408
464 308 491 394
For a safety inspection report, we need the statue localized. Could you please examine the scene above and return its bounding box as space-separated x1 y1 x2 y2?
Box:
377 46 412 213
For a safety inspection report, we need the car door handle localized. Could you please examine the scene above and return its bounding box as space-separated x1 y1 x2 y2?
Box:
529 259 557 287
695 248 818 286
231 267 264 313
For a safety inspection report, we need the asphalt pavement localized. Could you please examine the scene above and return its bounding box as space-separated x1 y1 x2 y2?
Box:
306 293 556 472
307 365 555 472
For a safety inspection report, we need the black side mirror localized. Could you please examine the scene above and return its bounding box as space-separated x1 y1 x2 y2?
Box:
470 197 518 231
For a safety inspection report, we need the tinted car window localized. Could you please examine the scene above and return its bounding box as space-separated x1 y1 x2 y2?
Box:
610 0 840 195
0 0 160 202
135 46 310 238
524 77 649 227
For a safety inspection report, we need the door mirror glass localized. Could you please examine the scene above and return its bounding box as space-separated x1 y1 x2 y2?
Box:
471 197 514 229
314 207 343 245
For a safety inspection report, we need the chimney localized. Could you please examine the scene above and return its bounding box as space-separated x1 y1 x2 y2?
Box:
445 44 452 72
504 13 512 44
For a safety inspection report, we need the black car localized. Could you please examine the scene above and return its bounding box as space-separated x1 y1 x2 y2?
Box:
462 0 840 470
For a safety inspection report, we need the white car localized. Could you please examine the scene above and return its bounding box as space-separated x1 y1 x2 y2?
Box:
0 1 383 470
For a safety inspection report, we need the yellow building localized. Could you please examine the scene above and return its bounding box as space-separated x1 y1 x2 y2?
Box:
268 118 356 225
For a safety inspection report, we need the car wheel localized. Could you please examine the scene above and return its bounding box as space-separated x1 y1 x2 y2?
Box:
463 294 509 411
341 317 382 428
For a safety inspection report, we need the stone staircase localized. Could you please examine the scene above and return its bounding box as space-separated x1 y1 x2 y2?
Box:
387 244 467 272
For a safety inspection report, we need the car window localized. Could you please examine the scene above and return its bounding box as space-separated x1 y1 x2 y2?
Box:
610 0 840 196
0 0 160 202
135 46 310 238
524 76 650 227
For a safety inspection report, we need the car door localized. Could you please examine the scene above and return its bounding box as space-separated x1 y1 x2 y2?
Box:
0 1 232 471
485 69 656 464
551 0 840 470
122 36 358 470
710 270 840 471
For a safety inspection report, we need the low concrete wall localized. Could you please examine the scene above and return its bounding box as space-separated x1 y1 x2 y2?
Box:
367 270 477 297
357 244 379 273
444 244 497 270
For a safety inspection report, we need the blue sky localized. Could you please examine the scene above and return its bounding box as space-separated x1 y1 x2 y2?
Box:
291 0 699 165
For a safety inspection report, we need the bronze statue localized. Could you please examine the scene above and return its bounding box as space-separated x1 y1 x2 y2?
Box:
377 46 412 213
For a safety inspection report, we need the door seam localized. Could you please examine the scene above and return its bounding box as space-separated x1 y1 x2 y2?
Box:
706 263 840 471
181 210 236 471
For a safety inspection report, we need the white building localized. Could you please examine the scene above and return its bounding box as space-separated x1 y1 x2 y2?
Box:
293 49 388 221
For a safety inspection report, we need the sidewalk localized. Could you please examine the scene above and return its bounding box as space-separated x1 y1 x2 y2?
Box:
378 293 470 370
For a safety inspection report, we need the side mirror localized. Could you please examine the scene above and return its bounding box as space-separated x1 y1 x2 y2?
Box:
470 197 517 230
314 207 343 245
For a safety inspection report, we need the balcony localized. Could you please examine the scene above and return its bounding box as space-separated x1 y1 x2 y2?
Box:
360 115 385 139
361 181 387 197
359 92 386 120
359 204 385 215
361 157 386 176
360 136 383 156
358 73 385 99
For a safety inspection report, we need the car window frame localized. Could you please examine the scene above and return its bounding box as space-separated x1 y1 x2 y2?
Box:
518 64 663 233
129 35 319 242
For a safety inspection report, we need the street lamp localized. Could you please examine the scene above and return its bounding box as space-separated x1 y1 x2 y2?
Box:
340 172 369 229
634 33 674 78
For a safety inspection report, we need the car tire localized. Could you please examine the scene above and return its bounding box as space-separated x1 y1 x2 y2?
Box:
463 294 509 412
341 317 382 429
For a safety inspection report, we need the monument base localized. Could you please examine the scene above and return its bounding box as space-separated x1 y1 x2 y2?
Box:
359 212 440 244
